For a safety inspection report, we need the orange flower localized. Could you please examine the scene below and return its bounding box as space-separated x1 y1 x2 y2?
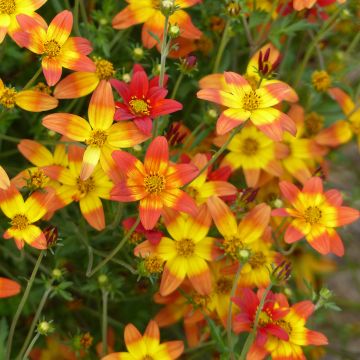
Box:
273 177 359 256
14 10 95 86
111 136 199 230
112 0 202 49
102 320 184 360
0 277 20 298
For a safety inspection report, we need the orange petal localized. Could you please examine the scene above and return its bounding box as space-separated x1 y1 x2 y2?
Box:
47 10 73 45
187 258 212 295
160 258 187 296
0 277 21 298
15 90 58 112
18 140 54 166
0 166 10 190
107 122 150 148
42 57 62 86
139 195 163 230
144 136 169 174
80 146 101 180
80 194 105 230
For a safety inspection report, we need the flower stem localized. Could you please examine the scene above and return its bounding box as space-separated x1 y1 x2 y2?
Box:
73 0 81 36
101 290 109 356
22 333 40 360
87 216 141 277
6 251 44 360
213 20 231 73
239 282 273 360
227 262 243 360
23 67 42 90
171 72 184 99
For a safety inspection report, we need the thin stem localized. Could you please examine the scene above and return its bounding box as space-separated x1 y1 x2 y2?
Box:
92 249 137 274
101 290 109 356
6 251 44 360
22 333 40 360
309 30 325 70
23 67 42 90
87 216 141 277
227 262 243 360
73 0 81 36
79 0 88 25
346 31 360 56
0 133 82 147
213 21 231 73
17 285 53 359
241 15 254 51
171 72 184 99
239 282 273 360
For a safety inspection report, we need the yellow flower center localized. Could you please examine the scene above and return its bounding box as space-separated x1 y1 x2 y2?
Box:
350 119 360 135
144 174 166 194
0 86 17 108
214 277 233 294
176 238 195 257
43 39 61 58
129 96 151 116
304 206 322 225
304 112 324 136
77 176 96 196
187 186 199 200
11 214 29 230
142 356 154 360
248 251 266 269
0 0 16 14
242 91 260 111
241 137 259 156
311 70 331 92
33 82 52 95
86 129 108 148
276 319 293 335
94 58 115 80
144 255 163 274
192 293 210 307
28 169 49 189
223 236 245 259
258 309 272 327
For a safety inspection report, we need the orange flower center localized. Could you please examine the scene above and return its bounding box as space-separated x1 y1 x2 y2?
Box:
176 238 195 257
304 206 322 225
33 82 52 95
77 176 95 196
144 255 163 274
28 169 49 189
0 86 17 108
223 236 245 259
248 251 266 269
86 129 108 147
311 70 331 92
304 112 324 136
215 277 233 294
129 97 151 116
43 39 61 58
242 91 260 111
11 214 29 230
94 57 115 80
144 174 166 194
241 137 259 156
0 0 16 14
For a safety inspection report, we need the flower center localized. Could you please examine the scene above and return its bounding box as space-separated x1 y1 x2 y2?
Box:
129 96 151 116
242 91 260 111
276 319 293 335
258 309 272 327
94 58 115 80
0 86 17 108
43 39 61 58
144 255 163 274
28 169 49 189
86 129 107 147
248 251 266 269
144 174 166 194
311 70 331 92
187 186 199 200
223 236 245 259
77 176 95 196
0 0 16 14
11 214 29 230
304 206 322 225
350 119 360 135
175 238 195 257
192 293 210 307
215 277 233 294
241 137 259 156
33 82 52 95
150 0 161 8
304 112 324 136
142 356 154 360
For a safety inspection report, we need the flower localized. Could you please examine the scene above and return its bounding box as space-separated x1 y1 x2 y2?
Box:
135 205 215 296
0 184 54 249
102 320 184 360
112 0 202 50
312 70 331 92
272 177 359 256
111 64 183 136
111 136 199 230
0 78 58 111
197 71 297 140
123 216 163 245
0 0 46 43
0 277 20 298
14 10 95 86
43 80 149 180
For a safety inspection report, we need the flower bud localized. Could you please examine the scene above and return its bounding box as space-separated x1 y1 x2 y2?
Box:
37 321 54 336
132 47 145 61
122 73 131 83
226 1 241 17
43 225 58 249
169 24 180 38
51 268 63 281
271 260 292 284
239 249 250 261
97 274 109 290
161 0 176 15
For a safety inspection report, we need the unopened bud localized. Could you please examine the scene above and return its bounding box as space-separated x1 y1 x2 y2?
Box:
161 0 176 15
97 274 109 289
122 73 131 83
271 260 292 283
207 109 218 119
239 249 250 260
133 47 144 61
43 225 58 248
52 268 63 280
226 1 241 17
169 24 180 38
37 321 54 336
273 199 283 208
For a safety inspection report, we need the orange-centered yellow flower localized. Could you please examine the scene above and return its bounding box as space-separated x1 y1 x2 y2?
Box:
273 177 359 256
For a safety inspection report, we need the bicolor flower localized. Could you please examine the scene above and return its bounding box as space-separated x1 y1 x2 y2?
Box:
0 0 46 43
197 71 297 140
135 205 215 296
0 184 54 249
54 56 117 99
111 136 199 230
44 145 113 231
272 177 359 256
0 277 21 298
112 0 202 49
102 320 184 360
0 78 58 111
14 10 95 86
43 80 149 180
111 64 183 136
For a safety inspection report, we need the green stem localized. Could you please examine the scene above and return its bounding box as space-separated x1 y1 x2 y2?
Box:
239 283 273 360
241 15 254 51
171 72 184 99
213 21 231 73
346 31 360 56
227 262 243 360
23 67 42 90
87 216 141 277
0 133 83 147
101 290 109 356
22 333 40 360
79 0 88 25
17 285 53 359
73 0 81 36
6 251 44 360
